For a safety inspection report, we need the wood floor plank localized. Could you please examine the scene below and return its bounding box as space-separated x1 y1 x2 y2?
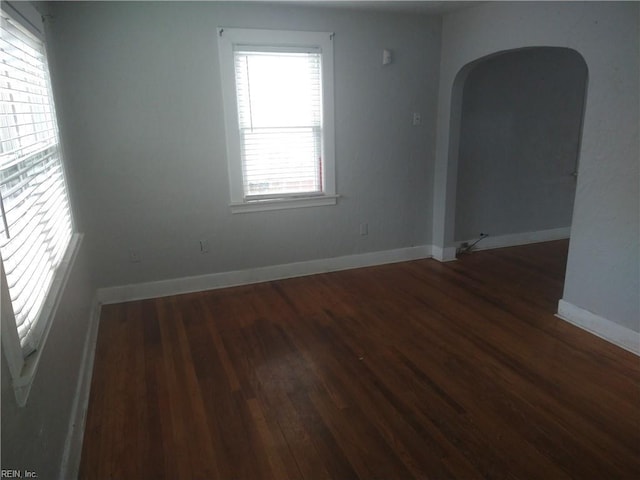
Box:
79 240 640 479
155 296 196 480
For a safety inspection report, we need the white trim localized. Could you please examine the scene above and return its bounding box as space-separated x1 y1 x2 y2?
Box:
230 194 338 213
217 27 336 209
432 245 457 262
456 227 571 252
557 299 640 355
1 257 23 379
97 245 433 305
59 296 102 480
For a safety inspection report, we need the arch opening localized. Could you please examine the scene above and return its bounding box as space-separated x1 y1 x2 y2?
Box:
448 47 588 252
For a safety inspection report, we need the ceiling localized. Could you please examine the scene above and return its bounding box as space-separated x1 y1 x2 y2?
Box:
279 1 482 15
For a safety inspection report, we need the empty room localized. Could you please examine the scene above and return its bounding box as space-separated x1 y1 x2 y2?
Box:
1 1 638 479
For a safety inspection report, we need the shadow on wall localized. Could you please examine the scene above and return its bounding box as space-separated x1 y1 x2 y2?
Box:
449 47 588 243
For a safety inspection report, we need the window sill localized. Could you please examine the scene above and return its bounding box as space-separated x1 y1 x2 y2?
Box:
230 194 339 214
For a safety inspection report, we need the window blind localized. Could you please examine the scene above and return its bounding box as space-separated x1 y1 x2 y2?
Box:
233 48 323 199
0 12 73 356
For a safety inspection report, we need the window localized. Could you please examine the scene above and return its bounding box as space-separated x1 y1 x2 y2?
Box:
218 28 337 213
1 2 80 406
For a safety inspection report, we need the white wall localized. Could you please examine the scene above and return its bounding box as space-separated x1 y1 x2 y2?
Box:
433 1 639 331
46 1 441 288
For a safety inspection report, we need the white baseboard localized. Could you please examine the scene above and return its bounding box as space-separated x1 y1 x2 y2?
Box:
431 245 457 262
59 296 102 480
457 226 571 252
97 245 433 305
557 299 640 355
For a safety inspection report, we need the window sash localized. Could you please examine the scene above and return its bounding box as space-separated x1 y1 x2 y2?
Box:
0 10 73 356
233 48 324 199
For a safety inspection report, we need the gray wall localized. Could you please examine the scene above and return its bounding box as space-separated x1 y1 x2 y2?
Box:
434 1 639 329
454 47 587 241
1 245 95 479
46 1 441 288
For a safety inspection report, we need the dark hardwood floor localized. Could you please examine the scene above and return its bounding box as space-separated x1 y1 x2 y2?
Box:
79 240 640 479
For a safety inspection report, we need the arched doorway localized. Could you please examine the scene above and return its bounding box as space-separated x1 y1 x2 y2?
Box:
449 47 588 252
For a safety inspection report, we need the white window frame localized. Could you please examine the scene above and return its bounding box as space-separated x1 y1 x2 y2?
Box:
0 0 82 407
217 28 337 213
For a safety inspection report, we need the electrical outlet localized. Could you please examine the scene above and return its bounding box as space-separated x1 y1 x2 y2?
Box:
412 112 422 126
359 223 368 236
199 239 209 253
129 249 141 263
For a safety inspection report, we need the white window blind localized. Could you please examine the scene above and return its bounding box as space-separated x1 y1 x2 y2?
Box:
0 11 73 356
234 47 323 199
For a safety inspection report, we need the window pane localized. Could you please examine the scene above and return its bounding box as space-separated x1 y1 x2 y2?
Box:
0 12 73 355
241 127 321 196
234 49 323 197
